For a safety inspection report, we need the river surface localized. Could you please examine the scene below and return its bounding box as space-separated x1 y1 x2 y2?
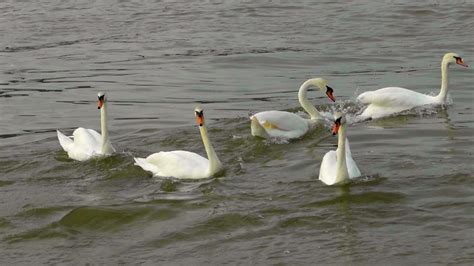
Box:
1 0 473 264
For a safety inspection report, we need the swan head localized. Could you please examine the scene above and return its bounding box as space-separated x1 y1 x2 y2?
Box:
332 112 346 135
97 92 106 109
443 53 468 68
309 78 336 102
194 106 205 127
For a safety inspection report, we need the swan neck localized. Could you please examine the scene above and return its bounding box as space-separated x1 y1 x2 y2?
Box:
437 60 449 102
335 124 349 184
199 125 222 176
298 80 320 120
100 102 111 154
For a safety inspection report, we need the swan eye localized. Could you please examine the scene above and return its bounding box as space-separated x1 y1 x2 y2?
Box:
98 95 105 101
195 110 203 117
335 117 342 124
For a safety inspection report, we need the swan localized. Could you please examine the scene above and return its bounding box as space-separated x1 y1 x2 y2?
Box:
134 106 223 179
357 53 468 120
319 113 361 186
57 92 115 161
250 78 336 139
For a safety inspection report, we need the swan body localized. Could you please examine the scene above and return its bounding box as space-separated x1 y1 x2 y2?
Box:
319 113 361 186
251 78 335 139
57 92 115 161
358 87 437 119
250 111 309 139
134 150 211 179
134 107 222 179
357 53 468 119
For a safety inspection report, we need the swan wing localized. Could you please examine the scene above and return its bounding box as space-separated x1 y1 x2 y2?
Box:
134 150 210 179
251 111 309 139
318 150 338 185
72 128 102 154
344 138 361 179
57 128 102 161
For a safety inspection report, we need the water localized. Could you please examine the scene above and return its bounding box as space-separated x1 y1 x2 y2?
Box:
1 0 473 264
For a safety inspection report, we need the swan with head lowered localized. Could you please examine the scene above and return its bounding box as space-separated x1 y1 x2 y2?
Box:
319 113 361 186
357 53 468 120
250 78 336 139
134 106 223 179
57 92 115 161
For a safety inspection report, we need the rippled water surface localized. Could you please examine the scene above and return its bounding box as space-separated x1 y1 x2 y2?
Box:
1 0 473 264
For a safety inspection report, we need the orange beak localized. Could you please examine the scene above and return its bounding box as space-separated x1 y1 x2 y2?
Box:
98 99 104 109
332 121 340 135
456 57 468 68
326 86 336 102
196 115 204 126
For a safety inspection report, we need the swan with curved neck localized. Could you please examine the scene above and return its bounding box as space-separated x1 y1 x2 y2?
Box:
250 78 336 139
134 106 223 179
357 53 468 120
57 92 115 161
319 113 361 185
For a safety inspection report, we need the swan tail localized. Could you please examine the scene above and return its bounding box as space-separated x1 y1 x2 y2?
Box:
134 157 159 175
57 130 74 152
250 116 269 138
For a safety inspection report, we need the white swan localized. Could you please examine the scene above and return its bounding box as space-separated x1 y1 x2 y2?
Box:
57 92 115 161
357 52 468 119
319 113 361 186
250 78 336 139
134 106 223 179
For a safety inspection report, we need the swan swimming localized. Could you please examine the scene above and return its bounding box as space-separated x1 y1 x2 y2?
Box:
357 52 468 119
134 106 223 179
250 78 336 139
319 113 361 186
57 92 115 161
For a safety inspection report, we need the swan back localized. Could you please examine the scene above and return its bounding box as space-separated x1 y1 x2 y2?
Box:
357 87 437 119
136 151 210 179
251 111 309 139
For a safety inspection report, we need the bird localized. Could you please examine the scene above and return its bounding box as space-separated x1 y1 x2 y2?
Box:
357 53 468 119
134 106 223 179
250 78 336 139
57 92 115 161
319 112 361 185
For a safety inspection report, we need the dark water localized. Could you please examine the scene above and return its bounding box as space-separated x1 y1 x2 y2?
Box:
1 0 473 264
